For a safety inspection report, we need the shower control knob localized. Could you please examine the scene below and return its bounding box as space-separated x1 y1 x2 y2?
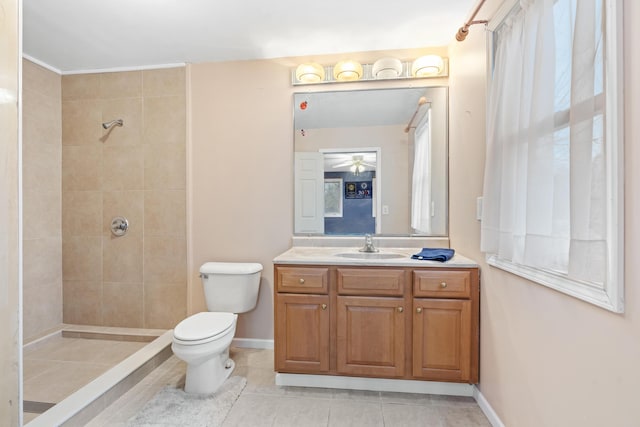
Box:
110 216 129 237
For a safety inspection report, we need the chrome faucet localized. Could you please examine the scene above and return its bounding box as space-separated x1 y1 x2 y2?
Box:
359 234 379 253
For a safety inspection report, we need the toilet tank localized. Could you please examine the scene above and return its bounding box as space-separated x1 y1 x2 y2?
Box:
199 262 263 313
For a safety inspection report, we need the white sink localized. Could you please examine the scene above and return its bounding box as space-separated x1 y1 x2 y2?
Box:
334 252 406 260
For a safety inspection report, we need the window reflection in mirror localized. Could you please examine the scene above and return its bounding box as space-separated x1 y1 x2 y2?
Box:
294 87 448 237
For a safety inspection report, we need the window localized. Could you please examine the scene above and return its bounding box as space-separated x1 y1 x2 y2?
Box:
482 0 624 311
324 178 343 217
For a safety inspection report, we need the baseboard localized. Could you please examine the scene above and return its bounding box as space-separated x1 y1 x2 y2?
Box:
276 373 475 396
473 386 506 427
232 337 274 349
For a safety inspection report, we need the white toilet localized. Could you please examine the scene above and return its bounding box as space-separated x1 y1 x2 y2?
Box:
171 262 263 394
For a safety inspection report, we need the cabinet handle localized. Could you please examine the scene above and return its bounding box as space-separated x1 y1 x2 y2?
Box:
416 307 423 313
440 282 447 288
397 306 404 313
299 278 305 284
321 303 327 310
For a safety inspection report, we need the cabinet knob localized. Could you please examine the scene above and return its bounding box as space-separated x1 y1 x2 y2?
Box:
416 307 423 313
299 278 305 284
440 282 447 288
397 306 404 313
321 303 327 310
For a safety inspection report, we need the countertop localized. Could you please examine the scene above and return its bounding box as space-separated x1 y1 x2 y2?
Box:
273 246 479 268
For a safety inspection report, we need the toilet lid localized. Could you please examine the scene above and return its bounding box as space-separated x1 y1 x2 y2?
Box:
174 312 235 341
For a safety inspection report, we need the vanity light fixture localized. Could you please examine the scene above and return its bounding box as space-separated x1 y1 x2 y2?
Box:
291 56 447 85
411 55 445 77
333 60 363 82
295 63 325 83
372 57 403 79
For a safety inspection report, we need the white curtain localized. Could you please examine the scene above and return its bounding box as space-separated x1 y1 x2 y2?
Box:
481 0 606 284
411 109 432 234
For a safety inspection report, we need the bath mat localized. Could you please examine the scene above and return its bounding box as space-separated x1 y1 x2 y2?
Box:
125 376 246 427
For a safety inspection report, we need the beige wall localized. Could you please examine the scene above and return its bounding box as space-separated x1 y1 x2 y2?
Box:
22 59 62 341
61 67 187 329
449 2 640 425
0 0 21 423
187 47 448 339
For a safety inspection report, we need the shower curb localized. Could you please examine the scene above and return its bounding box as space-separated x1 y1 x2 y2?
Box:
25 330 173 427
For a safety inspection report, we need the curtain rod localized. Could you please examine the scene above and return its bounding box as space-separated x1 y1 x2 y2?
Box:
404 97 430 133
456 0 489 41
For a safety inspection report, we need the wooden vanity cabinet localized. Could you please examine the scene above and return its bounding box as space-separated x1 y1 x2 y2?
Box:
412 269 479 383
274 264 479 384
274 267 330 373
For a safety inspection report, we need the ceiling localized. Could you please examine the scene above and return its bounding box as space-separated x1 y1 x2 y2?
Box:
23 0 475 73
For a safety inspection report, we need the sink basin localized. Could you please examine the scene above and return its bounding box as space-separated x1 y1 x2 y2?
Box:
334 252 406 260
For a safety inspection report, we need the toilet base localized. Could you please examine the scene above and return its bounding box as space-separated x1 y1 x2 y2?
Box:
184 347 235 394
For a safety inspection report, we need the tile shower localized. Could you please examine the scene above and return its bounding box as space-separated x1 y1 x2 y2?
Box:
23 59 188 338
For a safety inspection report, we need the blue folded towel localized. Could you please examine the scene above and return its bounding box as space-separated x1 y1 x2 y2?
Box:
411 248 455 262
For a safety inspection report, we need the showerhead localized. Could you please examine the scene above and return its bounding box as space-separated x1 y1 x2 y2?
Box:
102 119 123 129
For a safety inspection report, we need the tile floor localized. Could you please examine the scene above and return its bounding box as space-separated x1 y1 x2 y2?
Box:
23 335 148 424
88 348 492 426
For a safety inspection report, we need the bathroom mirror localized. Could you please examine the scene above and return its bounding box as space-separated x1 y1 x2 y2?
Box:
294 86 448 236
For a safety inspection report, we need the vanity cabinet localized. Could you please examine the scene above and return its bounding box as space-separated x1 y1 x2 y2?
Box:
274 264 479 384
274 267 330 373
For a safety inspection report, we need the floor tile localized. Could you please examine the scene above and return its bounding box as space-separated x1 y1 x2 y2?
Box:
328 399 384 427
221 392 281 426
382 402 444 427
272 396 331 427
71 348 491 427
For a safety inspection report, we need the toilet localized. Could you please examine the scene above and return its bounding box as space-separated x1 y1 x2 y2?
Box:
171 262 263 394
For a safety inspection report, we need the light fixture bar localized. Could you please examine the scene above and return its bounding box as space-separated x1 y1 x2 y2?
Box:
291 58 448 86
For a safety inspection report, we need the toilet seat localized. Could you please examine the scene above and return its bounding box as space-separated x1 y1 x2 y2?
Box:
173 312 236 345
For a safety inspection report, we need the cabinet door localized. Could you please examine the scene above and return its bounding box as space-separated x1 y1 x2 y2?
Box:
275 294 330 373
337 296 405 377
413 298 471 382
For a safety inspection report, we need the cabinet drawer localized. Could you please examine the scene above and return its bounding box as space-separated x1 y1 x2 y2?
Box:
337 268 405 296
413 270 471 298
276 267 329 294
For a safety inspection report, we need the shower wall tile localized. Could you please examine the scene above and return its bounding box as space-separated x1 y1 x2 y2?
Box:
144 190 186 237
24 60 61 99
22 138 60 192
23 237 62 287
103 234 143 283
144 282 186 329
22 59 62 339
102 191 143 236
23 278 63 341
62 100 103 146
62 74 101 100
143 67 186 97
102 282 143 327
100 71 142 99
23 190 61 240
60 66 187 329
62 191 103 237
143 235 187 283
63 280 103 325
62 145 103 191
144 143 186 190
62 236 102 281
24 89 62 135
101 98 142 146
102 145 144 190
143 95 186 145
